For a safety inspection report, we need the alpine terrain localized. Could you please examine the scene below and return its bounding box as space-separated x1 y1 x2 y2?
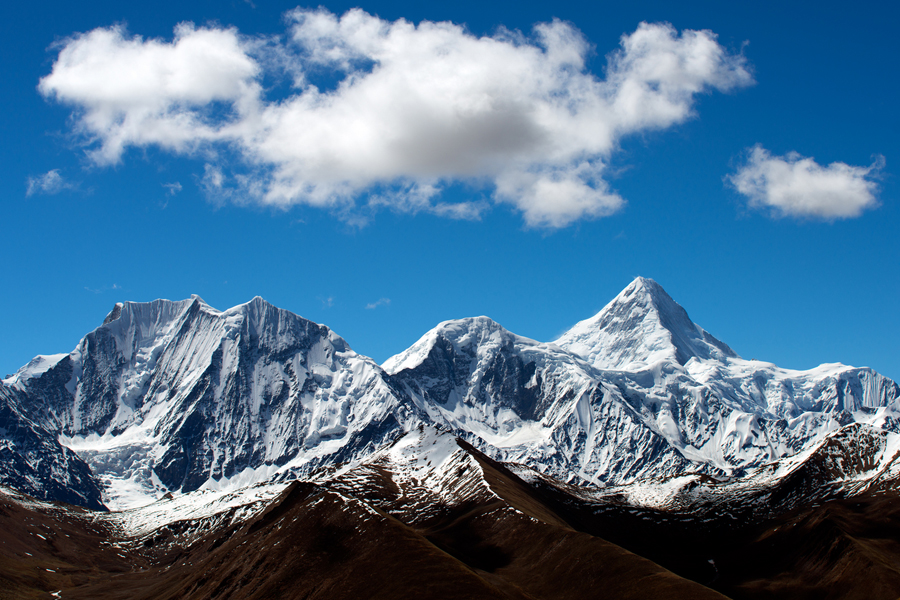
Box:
2 277 899 599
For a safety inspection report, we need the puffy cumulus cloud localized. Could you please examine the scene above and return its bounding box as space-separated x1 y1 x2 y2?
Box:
729 145 884 219
494 164 624 228
26 169 75 196
38 9 752 227
38 23 260 164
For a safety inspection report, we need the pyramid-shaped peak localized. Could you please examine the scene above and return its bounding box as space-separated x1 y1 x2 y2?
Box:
555 277 737 371
619 277 696 321
632 275 661 291
620 277 678 307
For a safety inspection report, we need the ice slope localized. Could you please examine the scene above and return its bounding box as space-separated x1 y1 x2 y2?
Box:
6 296 419 509
99 481 290 550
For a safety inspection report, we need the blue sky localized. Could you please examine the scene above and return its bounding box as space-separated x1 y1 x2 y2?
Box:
3 0 898 381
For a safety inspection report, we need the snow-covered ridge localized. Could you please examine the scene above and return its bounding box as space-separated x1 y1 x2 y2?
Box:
99 481 290 541
2 278 898 513
3 354 68 387
6 296 418 510
384 316 599 439
383 316 694 486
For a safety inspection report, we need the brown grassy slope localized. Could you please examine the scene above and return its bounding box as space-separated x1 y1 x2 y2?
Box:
0 494 142 599
66 463 730 600
717 492 900 600
1 454 731 600
62 482 523 600
435 443 730 600
14 434 900 600
505 458 900 600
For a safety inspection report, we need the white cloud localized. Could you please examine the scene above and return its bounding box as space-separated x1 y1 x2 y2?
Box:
366 182 488 222
26 169 75 196
729 145 883 219
38 23 260 164
365 298 390 310
163 181 183 195
39 10 752 227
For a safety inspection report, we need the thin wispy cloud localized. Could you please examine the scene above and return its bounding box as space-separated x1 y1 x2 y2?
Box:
729 145 883 219
38 10 752 228
26 169 75 196
163 181 183 195
365 298 390 310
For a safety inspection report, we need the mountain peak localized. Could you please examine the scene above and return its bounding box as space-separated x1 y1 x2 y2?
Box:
622 276 677 306
382 316 510 375
554 277 737 371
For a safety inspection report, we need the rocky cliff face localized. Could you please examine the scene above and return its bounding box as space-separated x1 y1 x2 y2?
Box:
0 383 104 509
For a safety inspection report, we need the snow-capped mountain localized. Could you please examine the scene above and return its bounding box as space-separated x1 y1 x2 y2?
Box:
381 278 899 486
2 277 898 513
3 296 418 509
554 277 900 477
384 316 694 485
4 280 900 600
555 277 738 371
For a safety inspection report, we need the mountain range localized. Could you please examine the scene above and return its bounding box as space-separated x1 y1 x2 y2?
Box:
2 277 899 599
